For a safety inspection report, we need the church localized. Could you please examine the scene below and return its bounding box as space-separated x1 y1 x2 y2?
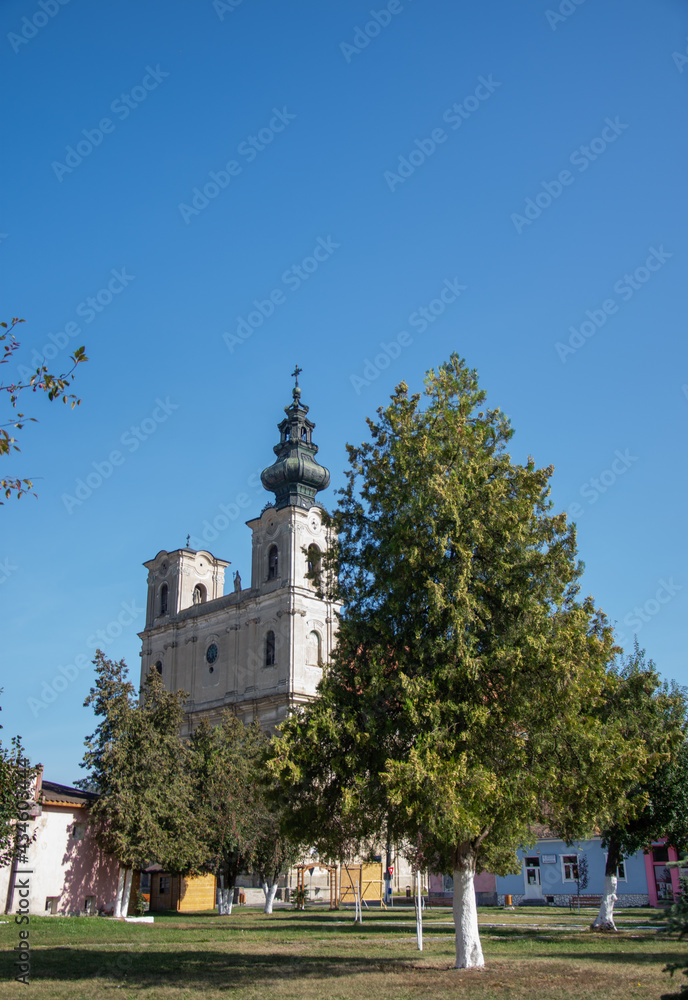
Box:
138 373 339 735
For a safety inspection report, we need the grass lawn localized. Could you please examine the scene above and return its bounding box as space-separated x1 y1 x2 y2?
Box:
0 905 684 999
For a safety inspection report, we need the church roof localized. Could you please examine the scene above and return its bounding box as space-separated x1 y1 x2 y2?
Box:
260 371 330 510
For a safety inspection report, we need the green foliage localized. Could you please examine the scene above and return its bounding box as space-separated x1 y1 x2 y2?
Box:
78 652 202 872
1 317 87 501
251 807 303 890
598 643 687 880
291 884 309 910
187 713 268 887
80 658 302 897
188 714 302 898
270 356 648 878
0 725 38 868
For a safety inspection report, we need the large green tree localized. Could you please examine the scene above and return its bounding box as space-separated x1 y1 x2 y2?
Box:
592 643 687 930
79 653 202 916
270 356 649 968
188 713 269 914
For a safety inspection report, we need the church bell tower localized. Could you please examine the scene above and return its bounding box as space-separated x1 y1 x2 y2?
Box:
139 369 338 734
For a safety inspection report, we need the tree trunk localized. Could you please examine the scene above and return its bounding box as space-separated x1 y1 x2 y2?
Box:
593 836 620 931
262 881 278 914
452 851 484 969
217 888 233 915
122 868 133 918
113 867 126 919
415 871 423 951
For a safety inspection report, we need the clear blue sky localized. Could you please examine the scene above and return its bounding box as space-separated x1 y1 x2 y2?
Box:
2 0 686 784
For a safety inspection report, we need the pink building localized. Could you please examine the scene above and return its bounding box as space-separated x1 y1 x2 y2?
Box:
2 771 124 916
644 841 682 907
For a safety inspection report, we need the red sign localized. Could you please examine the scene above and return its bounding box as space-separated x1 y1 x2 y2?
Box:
388 865 394 875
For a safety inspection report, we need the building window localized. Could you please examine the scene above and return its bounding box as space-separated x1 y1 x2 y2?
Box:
84 896 96 915
72 822 86 841
155 661 163 675
45 897 59 914
307 544 321 586
562 855 579 881
307 630 322 666
617 860 626 881
267 545 279 581
265 631 276 666
159 876 170 894
193 584 206 605
160 583 168 616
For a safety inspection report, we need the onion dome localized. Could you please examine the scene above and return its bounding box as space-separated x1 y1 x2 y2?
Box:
260 369 330 510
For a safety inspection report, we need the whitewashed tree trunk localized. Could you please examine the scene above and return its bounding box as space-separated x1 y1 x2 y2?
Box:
217 888 233 915
121 868 133 918
593 874 618 930
415 872 423 951
262 881 278 914
113 867 126 919
452 859 484 969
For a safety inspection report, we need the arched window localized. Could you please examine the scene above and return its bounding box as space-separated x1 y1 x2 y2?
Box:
307 544 321 587
301 426 307 441
307 631 322 666
267 545 279 581
193 584 206 605
160 583 168 616
155 661 163 675
265 631 276 666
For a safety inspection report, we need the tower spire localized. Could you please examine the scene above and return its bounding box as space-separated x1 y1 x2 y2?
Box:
260 371 330 510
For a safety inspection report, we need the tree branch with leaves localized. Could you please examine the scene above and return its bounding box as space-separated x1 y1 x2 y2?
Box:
1 317 87 501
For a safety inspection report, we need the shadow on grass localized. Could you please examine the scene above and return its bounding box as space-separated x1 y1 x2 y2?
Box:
550 950 681 967
0 947 438 988
146 911 455 937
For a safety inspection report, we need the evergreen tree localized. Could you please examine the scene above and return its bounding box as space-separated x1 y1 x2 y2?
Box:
79 652 202 916
270 356 651 968
188 713 267 914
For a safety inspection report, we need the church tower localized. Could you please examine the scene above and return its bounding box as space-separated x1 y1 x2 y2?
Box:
138 373 337 734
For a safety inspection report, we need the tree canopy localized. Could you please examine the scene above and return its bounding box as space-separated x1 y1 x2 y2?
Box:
592 642 687 929
269 355 652 967
79 653 299 916
188 713 266 908
78 653 202 903
189 714 303 913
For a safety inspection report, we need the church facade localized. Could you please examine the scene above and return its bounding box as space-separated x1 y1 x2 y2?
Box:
138 378 338 735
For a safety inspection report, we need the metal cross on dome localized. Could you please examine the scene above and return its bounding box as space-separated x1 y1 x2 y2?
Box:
291 364 302 388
